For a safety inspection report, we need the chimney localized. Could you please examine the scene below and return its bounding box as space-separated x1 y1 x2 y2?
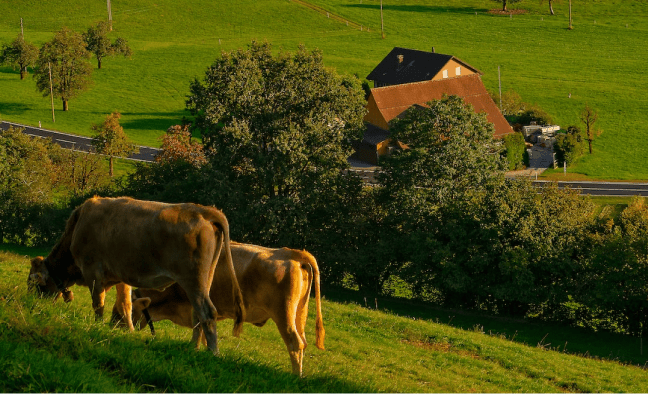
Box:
431 47 435 53
397 54 404 63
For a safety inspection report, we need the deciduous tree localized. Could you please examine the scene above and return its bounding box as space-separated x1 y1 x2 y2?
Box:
91 112 138 176
580 104 602 154
0 34 38 79
34 27 93 111
186 40 366 247
83 21 132 69
155 124 206 167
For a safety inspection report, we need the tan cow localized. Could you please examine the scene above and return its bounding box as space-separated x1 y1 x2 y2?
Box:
113 242 325 376
28 196 245 355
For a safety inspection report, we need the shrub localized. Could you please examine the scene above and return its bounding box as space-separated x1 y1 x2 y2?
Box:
554 125 584 166
502 132 526 170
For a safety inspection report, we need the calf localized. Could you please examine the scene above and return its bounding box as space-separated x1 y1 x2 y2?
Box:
114 242 325 376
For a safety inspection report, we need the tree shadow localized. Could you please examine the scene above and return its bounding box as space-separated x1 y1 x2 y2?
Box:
344 4 486 14
0 102 33 115
117 111 189 132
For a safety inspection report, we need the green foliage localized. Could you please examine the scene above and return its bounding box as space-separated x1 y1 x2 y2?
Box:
33 26 93 111
502 131 526 170
91 112 138 176
554 125 584 166
83 21 132 69
0 33 38 79
186 40 366 248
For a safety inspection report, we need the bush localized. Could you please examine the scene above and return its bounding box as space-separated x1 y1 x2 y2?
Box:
502 132 527 170
554 125 584 166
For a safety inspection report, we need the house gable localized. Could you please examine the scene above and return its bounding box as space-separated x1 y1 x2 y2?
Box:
367 47 481 88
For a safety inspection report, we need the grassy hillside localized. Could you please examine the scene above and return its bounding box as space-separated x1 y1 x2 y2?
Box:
0 0 647 177
2 249 648 392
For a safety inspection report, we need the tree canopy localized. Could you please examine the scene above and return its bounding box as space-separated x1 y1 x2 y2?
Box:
83 21 132 69
186 40 366 246
91 112 138 176
34 27 93 111
0 33 38 79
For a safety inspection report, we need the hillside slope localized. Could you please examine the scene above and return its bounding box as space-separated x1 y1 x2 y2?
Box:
2 250 648 392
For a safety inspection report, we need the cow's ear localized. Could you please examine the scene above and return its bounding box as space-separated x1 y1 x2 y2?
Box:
134 297 152 310
30 256 44 269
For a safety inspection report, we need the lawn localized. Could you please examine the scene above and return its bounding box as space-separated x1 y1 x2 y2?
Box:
1 0 647 176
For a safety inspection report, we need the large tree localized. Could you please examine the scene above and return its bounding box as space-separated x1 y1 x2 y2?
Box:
0 34 39 79
186 40 366 246
83 21 132 69
34 27 93 111
91 112 139 177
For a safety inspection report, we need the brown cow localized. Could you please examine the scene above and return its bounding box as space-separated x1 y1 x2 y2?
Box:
113 242 325 376
27 196 245 355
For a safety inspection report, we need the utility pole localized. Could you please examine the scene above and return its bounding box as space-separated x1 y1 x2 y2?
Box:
20 18 24 37
498 65 502 111
568 0 573 30
380 0 385 39
48 62 55 123
107 0 113 31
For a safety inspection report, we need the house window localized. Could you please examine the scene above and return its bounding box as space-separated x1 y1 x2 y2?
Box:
456 66 461 76
442 69 448 78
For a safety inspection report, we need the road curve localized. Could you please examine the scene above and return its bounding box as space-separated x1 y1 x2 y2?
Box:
0 120 160 162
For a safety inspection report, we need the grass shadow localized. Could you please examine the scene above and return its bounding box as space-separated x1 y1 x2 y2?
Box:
0 102 33 116
324 285 647 367
118 111 190 132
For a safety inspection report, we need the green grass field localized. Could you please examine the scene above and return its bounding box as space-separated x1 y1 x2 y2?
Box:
2 248 648 392
1 0 647 178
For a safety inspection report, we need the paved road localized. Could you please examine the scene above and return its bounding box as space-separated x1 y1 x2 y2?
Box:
0 120 160 162
532 180 648 197
4 120 648 196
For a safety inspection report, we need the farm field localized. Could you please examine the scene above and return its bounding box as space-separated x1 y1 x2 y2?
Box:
2 248 648 392
1 0 647 178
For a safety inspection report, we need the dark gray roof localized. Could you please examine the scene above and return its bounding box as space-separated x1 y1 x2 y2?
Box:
363 123 391 146
367 47 480 86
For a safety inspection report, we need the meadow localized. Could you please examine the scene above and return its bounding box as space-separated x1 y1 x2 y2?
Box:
1 0 647 178
2 247 648 392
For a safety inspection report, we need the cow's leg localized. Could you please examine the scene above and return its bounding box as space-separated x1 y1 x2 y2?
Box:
182 284 219 356
274 299 305 376
89 282 107 321
113 283 134 331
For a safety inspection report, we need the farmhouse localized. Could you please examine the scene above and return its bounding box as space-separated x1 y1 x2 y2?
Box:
352 47 514 166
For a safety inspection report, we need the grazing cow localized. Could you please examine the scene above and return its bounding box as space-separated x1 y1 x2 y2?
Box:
113 242 325 376
27 196 245 355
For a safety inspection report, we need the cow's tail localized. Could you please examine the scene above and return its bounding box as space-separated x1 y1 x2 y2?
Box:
213 214 246 337
306 253 325 350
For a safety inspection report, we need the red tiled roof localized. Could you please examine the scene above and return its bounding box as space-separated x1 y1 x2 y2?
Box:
366 74 514 138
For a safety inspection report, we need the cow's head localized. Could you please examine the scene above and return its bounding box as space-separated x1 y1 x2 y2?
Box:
111 297 151 330
28 256 74 302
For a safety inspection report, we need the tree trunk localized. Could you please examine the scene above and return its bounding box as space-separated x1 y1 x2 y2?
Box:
63 99 69 111
549 0 555 15
20 67 26 80
97 56 102 69
109 156 114 177
503 0 507 12
588 138 593 154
